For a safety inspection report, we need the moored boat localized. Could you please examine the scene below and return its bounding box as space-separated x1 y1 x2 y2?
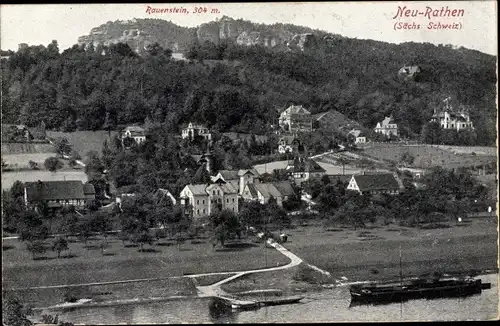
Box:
350 276 490 304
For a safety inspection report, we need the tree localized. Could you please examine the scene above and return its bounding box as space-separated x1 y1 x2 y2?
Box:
135 231 155 251
51 237 69 258
209 209 241 247
3 296 33 326
28 160 39 170
88 211 112 243
399 151 415 167
54 137 72 156
26 240 47 260
44 157 63 172
77 218 93 248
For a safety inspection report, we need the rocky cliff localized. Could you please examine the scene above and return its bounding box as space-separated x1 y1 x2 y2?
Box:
77 18 197 54
77 16 340 53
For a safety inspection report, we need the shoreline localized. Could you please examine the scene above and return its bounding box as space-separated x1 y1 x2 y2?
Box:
32 270 498 314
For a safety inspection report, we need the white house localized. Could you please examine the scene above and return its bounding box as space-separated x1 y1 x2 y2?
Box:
181 122 212 141
430 98 474 131
374 117 398 137
278 105 313 132
122 126 146 145
179 181 239 219
348 129 367 144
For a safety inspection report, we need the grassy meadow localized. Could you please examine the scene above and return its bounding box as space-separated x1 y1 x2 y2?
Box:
47 130 118 157
361 143 496 169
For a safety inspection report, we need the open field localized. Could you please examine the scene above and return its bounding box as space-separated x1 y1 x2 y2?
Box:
2 236 289 307
253 160 376 176
47 130 118 157
222 218 498 294
2 153 56 170
2 170 88 190
1 142 55 155
435 145 498 156
284 218 498 282
361 143 496 169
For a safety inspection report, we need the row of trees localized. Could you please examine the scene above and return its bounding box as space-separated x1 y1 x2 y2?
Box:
301 167 489 228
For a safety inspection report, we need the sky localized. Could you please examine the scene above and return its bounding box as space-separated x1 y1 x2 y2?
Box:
0 2 497 55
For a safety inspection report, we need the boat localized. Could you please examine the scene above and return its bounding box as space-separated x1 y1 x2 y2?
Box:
219 295 304 310
349 246 491 305
350 276 490 304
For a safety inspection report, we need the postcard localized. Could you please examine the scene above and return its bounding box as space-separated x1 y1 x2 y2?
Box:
1 2 498 324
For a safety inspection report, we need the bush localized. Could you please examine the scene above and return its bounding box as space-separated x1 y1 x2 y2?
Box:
44 157 63 172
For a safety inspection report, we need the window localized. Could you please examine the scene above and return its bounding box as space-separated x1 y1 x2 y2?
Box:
197 200 199 205
203 209 206 214
203 200 205 204
197 209 200 215
217 190 220 195
226 198 229 203
232 198 235 203
213 190 216 195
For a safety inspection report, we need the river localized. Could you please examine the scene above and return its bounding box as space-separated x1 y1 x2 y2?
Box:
37 274 498 323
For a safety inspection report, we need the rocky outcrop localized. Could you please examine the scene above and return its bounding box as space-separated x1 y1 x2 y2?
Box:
286 33 318 51
78 19 195 54
197 21 220 44
78 17 338 54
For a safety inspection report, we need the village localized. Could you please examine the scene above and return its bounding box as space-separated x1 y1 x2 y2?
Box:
2 93 498 319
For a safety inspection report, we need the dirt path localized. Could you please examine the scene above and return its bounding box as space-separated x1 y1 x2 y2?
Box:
196 239 306 297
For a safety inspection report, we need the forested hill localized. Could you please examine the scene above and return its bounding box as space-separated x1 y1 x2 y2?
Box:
1 34 497 145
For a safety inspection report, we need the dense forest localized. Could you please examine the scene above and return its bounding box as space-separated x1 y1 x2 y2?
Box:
1 34 497 145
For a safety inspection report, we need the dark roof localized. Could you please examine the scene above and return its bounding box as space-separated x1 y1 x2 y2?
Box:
218 170 239 180
293 157 326 173
271 181 295 197
245 184 259 198
25 181 86 202
352 173 400 192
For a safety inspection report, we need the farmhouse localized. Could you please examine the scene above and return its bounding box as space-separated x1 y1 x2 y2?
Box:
24 180 96 208
122 126 146 145
181 122 212 141
374 117 398 137
278 105 313 132
2 124 32 142
346 173 402 195
242 181 295 207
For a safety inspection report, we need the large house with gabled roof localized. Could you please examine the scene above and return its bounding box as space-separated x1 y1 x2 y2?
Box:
24 180 95 208
242 181 295 207
179 179 239 219
346 173 402 195
278 105 313 132
122 125 146 146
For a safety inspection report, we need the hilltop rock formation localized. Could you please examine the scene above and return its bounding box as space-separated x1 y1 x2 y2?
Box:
77 18 196 54
78 16 340 54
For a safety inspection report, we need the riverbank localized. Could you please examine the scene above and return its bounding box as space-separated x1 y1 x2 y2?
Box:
221 218 498 295
2 237 288 308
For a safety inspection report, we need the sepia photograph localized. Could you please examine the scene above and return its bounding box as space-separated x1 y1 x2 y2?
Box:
1 1 498 324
